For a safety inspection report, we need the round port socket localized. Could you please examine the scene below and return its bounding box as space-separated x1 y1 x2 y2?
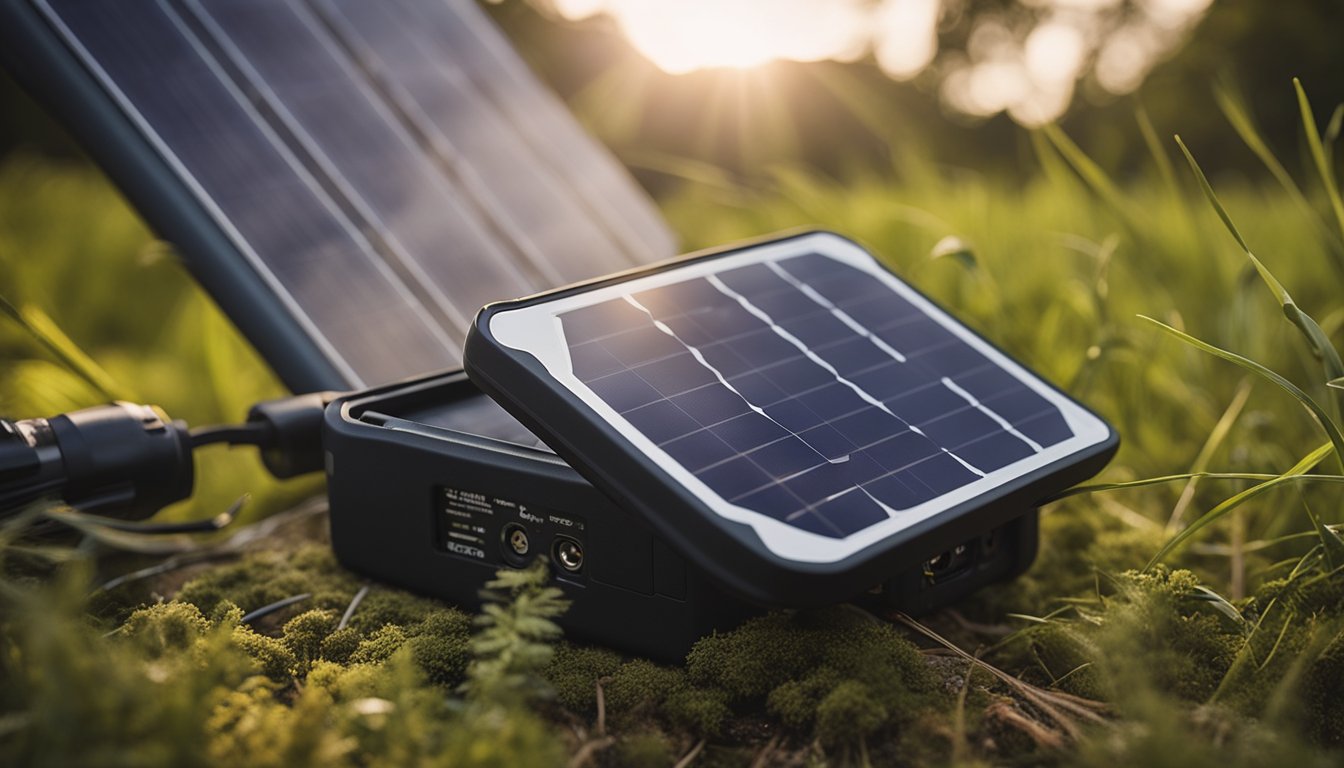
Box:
552 537 584 573
501 523 530 564
980 530 999 556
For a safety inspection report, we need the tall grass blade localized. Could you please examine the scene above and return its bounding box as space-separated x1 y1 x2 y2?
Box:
1168 379 1253 530
1324 103 1343 172
1215 87 1315 214
1138 315 1344 461
1147 442 1335 567
0 294 125 401
1175 138 1344 394
1136 103 1180 199
1296 79 1344 246
1300 490 1344 570
1040 124 1143 232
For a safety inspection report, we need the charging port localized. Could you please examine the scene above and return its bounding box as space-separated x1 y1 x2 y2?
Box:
501 523 530 564
924 543 973 583
552 537 584 573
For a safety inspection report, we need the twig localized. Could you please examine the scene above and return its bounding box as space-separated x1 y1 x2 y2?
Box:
567 736 614 768
338 585 370 630
595 676 610 737
674 739 706 768
891 612 1106 741
749 736 780 768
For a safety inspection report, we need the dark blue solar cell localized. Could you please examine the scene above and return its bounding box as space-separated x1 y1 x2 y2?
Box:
777 255 893 303
711 413 790 452
700 457 773 500
748 440 825 478
775 314 855 348
586 370 662 412
863 473 929 509
835 293 939 336
831 410 903 448
634 353 719 398
1016 410 1074 447
671 386 753 427
811 336 895 375
955 367 1072 448
783 464 858 504
865 431 939 472
758 398 827 431
569 342 624 380
812 491 889 535
953 430 1036 472
794 383 872 421
910 452 981 494
762 358 835 391
724 371 790 406
622 400 700 443
794 424 856 461
600 326 684 368
723 331 802 369
916 408 1000 456
736 485 806 521
783 511 845 537
909 340 993 377
632 279 726 320
886 383 970 421
561 299 648 344
849 362 936 402
660 430 739 472
835 451 888 485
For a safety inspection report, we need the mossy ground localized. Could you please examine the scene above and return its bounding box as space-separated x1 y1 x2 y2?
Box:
6 84 1344 764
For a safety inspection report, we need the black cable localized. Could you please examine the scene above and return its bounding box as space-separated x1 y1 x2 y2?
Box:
189 421 272 448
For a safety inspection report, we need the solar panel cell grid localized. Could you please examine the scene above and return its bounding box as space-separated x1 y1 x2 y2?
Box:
559 251 1077 539
44 0 457 384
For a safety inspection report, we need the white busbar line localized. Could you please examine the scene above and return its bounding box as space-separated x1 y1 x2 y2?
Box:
621 295 844 466
706 274 986 478
940 377 1043 452
767 260 907 362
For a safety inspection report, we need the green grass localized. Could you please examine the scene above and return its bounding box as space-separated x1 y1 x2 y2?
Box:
4 84 1344 765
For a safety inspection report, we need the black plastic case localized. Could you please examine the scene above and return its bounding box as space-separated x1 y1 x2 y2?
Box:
324 372 759 661
324 371 1046 660
464 232 1118 606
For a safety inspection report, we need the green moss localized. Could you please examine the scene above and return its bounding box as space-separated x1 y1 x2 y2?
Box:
282 610 337 672
349 625 409 666
232 625 298 682
544 642 623 713
815 681 887 747
612 729 676 767
405 609 472 685
176 546 361 618
765 669 839 731
319 627 363 665
1301 626 1344 746
120 601 212 658
662 687 731 737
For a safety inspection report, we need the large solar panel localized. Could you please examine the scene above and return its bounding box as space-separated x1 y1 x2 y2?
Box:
3 0 674 390
471 233 1113 565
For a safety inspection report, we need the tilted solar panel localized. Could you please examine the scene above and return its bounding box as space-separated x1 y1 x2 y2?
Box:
465 232 1116 601
0 0 674 390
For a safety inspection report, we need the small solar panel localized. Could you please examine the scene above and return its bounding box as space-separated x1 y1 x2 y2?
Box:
1 0 674 391
466 233 1115 595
